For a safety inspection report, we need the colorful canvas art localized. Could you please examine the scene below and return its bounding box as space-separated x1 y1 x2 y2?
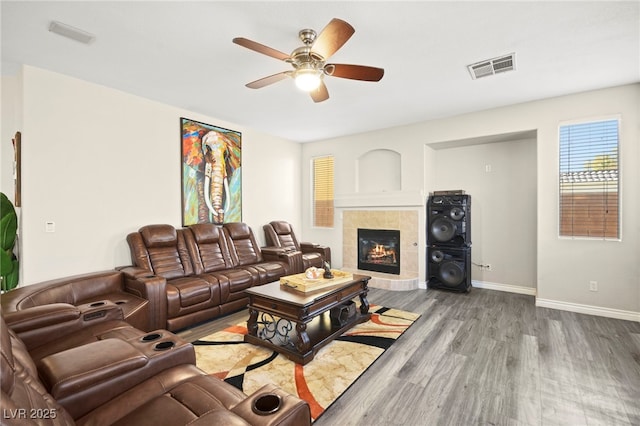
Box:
181 118 242 225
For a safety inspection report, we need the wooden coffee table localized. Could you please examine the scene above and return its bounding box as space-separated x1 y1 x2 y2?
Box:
244 274 371 365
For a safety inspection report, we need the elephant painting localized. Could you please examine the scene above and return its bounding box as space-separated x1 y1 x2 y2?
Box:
181 119 241 225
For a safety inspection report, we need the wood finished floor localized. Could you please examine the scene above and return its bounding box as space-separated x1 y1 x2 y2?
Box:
178 287 640 426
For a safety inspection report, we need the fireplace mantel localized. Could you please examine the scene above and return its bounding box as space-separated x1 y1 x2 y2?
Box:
335 190 424 209
342 209 420 291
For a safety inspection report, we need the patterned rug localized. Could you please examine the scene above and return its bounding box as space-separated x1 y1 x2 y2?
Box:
193 305 419 421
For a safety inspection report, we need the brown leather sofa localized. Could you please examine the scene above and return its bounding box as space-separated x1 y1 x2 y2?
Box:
1 309 312 425
0 269 164 332
263 220 331 270
1 301 146 364
124 222 301 331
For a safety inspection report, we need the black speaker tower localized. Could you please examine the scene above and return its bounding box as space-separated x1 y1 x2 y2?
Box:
426 192 471 292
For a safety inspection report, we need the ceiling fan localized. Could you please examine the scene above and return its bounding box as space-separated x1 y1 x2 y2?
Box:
233 18 384 103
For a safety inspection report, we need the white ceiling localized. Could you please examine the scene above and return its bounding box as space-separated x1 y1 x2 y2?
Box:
2 1 638 143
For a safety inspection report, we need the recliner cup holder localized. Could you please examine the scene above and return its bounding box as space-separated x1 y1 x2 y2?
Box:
141 333 162 342
252 393 281 415
89 301 106 307
153 341 175 351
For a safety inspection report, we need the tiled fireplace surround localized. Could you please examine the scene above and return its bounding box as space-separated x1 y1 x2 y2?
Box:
342 210 420 291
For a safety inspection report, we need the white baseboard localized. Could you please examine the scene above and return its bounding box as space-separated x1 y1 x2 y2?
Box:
422 279 639 322
471 280 537 296
536 298 640 322
420 280 535 294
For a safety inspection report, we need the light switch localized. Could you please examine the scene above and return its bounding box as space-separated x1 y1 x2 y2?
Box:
45 221 55 233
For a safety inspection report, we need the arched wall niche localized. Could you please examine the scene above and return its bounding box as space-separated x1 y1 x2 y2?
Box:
357 149 401 193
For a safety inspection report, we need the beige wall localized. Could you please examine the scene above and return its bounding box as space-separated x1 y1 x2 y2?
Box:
431 138 537 288
2 64 638 319
302 84 639 318
1 75 22 204
2 65 302 284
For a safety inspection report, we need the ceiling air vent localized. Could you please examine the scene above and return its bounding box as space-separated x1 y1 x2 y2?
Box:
468 53 515 80
49 21 95 44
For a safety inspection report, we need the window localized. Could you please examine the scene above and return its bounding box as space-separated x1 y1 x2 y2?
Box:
559 119 619 239
313 155 334 227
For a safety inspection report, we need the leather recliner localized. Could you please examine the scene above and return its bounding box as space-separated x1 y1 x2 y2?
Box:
0 310 312 426
125 223 300 331
126 224 223 331
0 269 163 332
263 220 331 271
222 222 296 282
1 302 146 364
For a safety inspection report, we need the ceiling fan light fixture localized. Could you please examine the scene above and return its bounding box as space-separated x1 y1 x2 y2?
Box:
294 68 322 92
234 18 382 101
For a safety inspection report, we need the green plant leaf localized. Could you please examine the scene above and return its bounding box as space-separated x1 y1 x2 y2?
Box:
4 258 19 290
1 249 14 271
0 193 18 291
0 192 12 212
0 214 17 251
1 249 16 291
1 193 18 251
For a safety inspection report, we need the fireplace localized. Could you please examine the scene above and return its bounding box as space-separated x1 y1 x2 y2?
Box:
357 228 400 275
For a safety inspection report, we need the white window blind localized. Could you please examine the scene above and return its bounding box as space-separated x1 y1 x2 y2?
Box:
313 156 334 227
559 119 619 239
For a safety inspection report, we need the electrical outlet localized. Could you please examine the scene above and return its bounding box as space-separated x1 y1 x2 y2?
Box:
485 264 492 271
589 281 598 292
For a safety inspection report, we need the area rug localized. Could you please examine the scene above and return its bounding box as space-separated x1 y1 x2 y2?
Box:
193 305 419 421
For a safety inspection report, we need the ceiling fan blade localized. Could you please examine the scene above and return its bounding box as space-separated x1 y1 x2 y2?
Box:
245 72 291 89
325 63 384 82
233 37 290 61
312 18 355 60
310 81 329 103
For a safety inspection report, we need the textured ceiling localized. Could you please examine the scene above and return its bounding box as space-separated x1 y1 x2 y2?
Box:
2 1 638 142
